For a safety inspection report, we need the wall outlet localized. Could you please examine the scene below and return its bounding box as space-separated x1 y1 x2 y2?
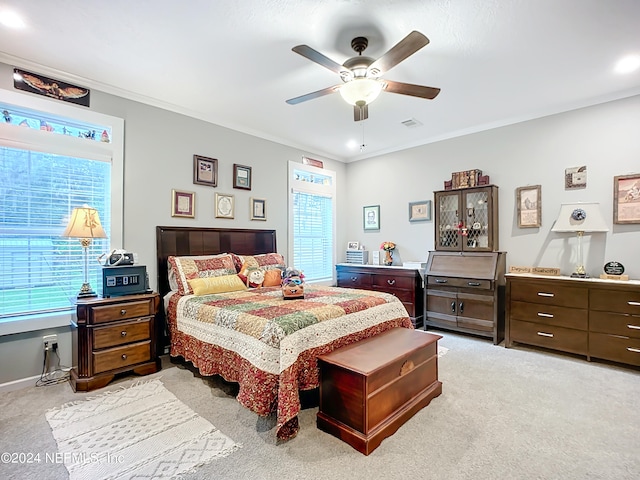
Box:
43 334 58 351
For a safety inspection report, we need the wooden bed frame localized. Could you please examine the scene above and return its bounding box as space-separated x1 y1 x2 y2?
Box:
155 226 277 347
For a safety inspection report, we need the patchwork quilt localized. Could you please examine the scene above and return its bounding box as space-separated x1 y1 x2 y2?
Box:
166 285 413 439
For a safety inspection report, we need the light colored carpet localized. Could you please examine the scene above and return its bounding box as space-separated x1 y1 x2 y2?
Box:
45 379 240 480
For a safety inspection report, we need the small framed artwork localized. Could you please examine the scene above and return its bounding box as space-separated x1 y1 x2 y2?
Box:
233 164 252 190
363 205 380 231
516 185 542 228
171 189 195 218
408 200 432 222
565 166 587 189
614 173 640 224
250 197 266 220
193 155 218 187
347 241 359 250
215 193 234 219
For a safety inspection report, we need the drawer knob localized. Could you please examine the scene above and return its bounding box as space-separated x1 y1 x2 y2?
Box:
121 331 127 337
387 279 396 286
627 324 640 330
537 292 554 297
435 279 448 284
120 309 127 316
537 332 554 338
350 276 357 282
468 282 481 287
627 347 640 354
121 354 128 360
537 312 554 318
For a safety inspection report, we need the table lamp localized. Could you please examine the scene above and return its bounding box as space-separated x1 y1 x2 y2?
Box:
62 205 107 298
551 202 609 278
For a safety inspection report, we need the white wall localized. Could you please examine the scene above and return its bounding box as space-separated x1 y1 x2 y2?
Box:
345 95 640 279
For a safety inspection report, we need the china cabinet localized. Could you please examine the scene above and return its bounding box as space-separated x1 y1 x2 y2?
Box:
434 185 499 252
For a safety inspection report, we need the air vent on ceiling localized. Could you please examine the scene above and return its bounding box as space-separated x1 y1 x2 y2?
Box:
401 118 423 128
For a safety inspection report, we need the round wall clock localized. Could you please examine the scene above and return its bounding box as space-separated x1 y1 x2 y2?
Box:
571 208 586 221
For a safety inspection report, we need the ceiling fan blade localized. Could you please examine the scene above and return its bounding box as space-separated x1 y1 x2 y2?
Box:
354 104 369 122
369 31 430 75
292 45 347 75
285 85 341 105
383 80 441 99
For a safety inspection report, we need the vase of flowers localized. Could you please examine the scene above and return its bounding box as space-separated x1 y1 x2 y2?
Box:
380 241 396 266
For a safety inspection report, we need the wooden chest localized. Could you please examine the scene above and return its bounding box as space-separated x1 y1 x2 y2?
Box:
317 328 442 455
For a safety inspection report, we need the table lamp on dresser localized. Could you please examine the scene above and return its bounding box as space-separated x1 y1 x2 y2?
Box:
62 205 107 298
551 202 609 278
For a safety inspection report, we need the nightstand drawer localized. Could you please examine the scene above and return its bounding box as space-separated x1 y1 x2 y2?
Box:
93 318 152 349
510 282 584 308
590 290 640 315
589 332 640 366
93 341 152 374
91 300 154 324
510 300 587 330
510 319 587 355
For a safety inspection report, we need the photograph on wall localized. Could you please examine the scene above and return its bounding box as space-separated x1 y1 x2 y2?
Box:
516 185 541 227
13 68 90 106
193 155 218 187
250 197 266 220
408 200 432 222
363 205 380 231
233 164 252 190
614 173 640 224
565 166 587 189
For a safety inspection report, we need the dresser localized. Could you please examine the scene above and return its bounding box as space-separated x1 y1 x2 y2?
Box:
70 293 161 392
506 274 640 367
424 251 506 344
336 264 424 328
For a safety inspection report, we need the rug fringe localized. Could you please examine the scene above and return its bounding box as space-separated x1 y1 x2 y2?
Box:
46 376 164 414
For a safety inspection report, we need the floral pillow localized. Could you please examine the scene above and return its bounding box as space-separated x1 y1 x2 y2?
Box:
168 254 237 295
238 253 286 272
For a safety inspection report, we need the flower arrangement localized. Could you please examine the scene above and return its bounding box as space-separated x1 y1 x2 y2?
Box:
380 241 396 251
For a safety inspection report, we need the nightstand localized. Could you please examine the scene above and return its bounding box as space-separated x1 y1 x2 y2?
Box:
70 292 161 392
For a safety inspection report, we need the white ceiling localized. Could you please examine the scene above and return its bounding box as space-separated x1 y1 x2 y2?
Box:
1 0 639 163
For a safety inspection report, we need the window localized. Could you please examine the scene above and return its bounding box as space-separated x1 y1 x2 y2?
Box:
0 89 123 333
288 162 336 283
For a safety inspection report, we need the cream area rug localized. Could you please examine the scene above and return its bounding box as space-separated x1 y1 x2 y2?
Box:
45 379 240 480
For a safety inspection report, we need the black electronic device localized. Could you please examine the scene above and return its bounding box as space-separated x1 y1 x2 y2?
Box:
107 251 135 266
102 265 149 297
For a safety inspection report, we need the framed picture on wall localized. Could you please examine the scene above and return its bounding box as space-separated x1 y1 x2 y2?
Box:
233 164 252 190
193 155 218 187
215 193 234 219
408 200 432 222
516 185 541 228
171 189 195 218
363 205 380 231
613 173 640 224
250 197 266 220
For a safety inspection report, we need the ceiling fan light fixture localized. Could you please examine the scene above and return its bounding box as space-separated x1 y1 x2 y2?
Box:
339 78 383 106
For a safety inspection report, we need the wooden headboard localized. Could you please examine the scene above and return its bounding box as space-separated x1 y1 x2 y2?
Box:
155 226 277 300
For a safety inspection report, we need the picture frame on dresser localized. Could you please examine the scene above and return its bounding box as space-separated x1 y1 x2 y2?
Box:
516 185 541 228
613 173 640 224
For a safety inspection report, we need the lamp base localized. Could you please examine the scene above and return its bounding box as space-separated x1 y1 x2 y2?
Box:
77 283 98 298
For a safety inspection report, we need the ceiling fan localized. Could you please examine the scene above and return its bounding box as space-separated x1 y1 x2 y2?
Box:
286 31 441 121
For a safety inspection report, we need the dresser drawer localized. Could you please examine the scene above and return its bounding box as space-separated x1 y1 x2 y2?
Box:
590 290 640 315
90 300 154 324
372 274 415 291
428 277 491 290
93 318 152 349
589 311 640 339
93 341 152 374
510 281 584 308
589 332 640 366
510 319 587 355
510 300 588 330
337 272 372 289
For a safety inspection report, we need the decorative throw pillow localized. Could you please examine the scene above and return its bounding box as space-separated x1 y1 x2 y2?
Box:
238 253 286 272
168 254 237 295
262 269 282 287
187 275 247 296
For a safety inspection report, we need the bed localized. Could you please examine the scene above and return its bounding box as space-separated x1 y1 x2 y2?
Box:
156 226 413 440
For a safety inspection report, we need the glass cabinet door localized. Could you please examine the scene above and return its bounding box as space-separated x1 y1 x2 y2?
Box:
435 191 461 251
461 189 492 251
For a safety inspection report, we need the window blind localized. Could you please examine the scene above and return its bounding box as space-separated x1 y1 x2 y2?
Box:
0 146 111 318
292 191 333 282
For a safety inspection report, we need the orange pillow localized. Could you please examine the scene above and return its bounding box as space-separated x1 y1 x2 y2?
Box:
263 269 282 287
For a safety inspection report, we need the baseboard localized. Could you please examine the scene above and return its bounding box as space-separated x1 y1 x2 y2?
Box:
0 374 41 393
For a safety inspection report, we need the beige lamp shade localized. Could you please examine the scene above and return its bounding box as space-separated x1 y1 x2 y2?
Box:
62 206 107 239
551 202 609 233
